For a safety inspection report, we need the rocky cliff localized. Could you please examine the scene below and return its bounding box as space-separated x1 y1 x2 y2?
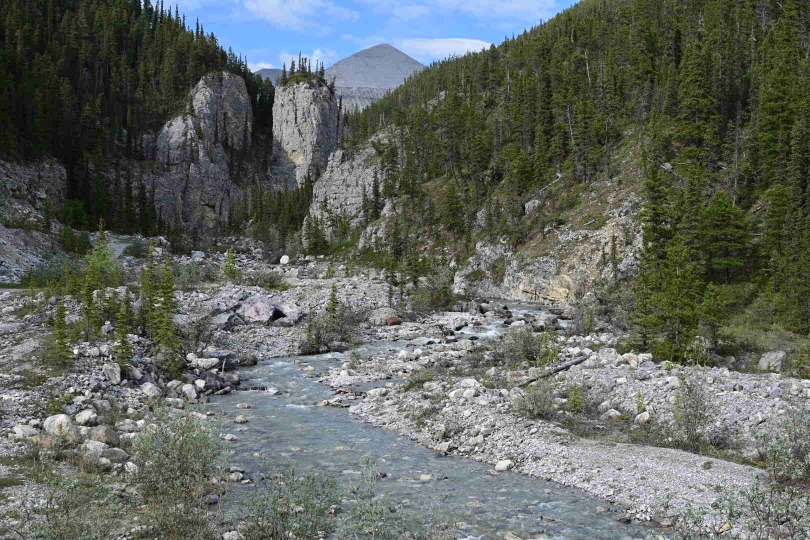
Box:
271 82 340 187
0 158 66 227
144 71 253 231
308 135 383 231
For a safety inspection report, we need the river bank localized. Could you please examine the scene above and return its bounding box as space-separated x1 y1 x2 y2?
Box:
0 247 804 537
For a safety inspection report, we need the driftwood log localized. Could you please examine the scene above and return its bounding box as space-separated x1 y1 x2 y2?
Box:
517 356 588 387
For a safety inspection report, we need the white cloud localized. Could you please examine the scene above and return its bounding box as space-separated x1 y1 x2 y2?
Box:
242 0 358 32
278 48 339 69
395 38 492 62
249 61 275 71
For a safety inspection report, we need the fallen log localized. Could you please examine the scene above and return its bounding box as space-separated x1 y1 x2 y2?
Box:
517 356 589 387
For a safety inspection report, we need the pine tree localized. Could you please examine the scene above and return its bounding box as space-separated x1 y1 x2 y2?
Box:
699 283 728 350
223 249 239 282
327 284 339 324
113 292 134 366
140 246 159 337
700 192 748 283
52 299 73 365
652 236 702 361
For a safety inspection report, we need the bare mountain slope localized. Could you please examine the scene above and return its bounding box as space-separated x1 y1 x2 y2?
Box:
254 45 424 111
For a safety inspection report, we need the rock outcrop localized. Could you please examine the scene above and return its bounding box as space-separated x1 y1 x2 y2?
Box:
145 71 252 231
272 82 340 186
453 198 642 302
308 135 382 233
0 158 66 226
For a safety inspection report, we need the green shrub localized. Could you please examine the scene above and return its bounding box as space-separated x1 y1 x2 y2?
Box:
243 271 286 290
301 298 367 354
21 254 83 291
60 228 92 255
760 406 810 483
132 410 223 540
172 262 220 291
671 377 711 453
239 462 339 540
337 461 396 540
409 270 456 313
567 385 584 414
223 249 239 283
502 328 558 367
403 369 435 392
512 380 555 420
122 238 150 258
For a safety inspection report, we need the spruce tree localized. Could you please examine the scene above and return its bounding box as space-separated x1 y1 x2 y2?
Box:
223 249 239 282
700 192 748 283
52 299 73 366
140 247 159 337
653 236 702 361
113 292 134 366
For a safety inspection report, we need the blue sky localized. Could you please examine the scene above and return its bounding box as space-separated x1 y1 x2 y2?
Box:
176 0 577 70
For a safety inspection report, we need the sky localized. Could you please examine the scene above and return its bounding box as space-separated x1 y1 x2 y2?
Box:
176 0 577 71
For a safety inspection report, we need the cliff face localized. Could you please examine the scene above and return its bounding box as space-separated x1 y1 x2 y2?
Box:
308 136 382 232
334 87 389 113
0 159 66 227
145 71 253 231
271 82 340 187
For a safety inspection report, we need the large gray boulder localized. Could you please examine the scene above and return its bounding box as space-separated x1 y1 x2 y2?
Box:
146 71 252 231
758 351 786 372
272 82 340 187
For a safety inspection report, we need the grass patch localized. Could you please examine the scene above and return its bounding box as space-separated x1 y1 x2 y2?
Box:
0 283 25 289
403 369 435 392
0 477 23 489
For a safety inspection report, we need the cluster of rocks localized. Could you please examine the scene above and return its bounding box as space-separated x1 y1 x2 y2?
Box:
316 309 809 525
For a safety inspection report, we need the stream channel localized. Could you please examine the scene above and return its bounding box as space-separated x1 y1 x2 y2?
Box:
207 303 664 540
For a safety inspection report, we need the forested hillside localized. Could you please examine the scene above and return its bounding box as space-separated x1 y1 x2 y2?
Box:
342 0 810 360
0 0 274 221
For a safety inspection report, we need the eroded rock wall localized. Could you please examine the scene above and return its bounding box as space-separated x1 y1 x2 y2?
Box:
308 135 383 234
144 71 253 231
271 83 340 187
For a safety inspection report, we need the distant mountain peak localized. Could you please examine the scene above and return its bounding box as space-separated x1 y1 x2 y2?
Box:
325 44 424 90
254 44 424 111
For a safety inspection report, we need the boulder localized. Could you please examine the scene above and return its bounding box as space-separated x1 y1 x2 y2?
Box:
192 357 221 370
88 426 120 446
101 447 129 463
81 440 109 461
43 414 73 436
237 295 277 324
75 410 98 426
210 312 246 331
102 363 122 385
181 384 198 401
494 460 514 472
634 411 650 425
140 382 162 398
758 351 786 372
11 424 39 440
280 255 290 265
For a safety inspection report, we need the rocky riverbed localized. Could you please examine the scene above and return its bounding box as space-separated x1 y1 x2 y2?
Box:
0 243 805 537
